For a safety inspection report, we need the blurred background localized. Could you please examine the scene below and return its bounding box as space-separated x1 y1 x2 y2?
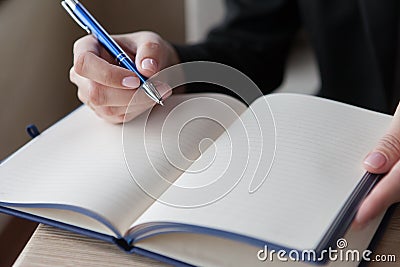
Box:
0 0 318 265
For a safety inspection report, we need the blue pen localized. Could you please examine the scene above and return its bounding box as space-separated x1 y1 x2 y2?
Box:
62 0 164 105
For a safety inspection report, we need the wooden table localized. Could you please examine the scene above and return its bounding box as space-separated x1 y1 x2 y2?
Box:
13 224 170 267
14 205 400 267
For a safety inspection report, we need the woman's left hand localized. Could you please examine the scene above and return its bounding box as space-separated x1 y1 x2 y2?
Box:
354 104 400 229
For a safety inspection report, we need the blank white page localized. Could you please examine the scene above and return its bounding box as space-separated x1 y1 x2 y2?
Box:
0 93 246 236
132 93 391 250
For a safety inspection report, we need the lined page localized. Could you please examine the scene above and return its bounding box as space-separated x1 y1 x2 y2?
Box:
122 94 246 206
132 93 392 250
135 214 384 267
0 93 246 236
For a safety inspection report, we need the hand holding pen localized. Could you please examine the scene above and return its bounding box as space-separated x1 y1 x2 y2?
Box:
63 0 180 123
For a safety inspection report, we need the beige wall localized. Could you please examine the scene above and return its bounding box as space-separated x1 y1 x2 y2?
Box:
0 1 184 265
0 0 185 160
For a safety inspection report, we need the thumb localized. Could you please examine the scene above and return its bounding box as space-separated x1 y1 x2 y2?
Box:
135 41 162 78
364 104 400 173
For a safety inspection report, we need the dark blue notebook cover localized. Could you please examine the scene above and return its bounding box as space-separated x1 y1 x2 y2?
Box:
0 172 381 266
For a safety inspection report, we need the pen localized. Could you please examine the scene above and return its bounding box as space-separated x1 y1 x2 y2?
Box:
61 0 164 105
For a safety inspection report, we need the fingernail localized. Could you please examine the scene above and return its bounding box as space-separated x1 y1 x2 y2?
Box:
141 58 158 73
364 152 387 169
122 77 140 88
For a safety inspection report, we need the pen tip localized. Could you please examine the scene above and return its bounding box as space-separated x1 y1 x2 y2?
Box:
159 101 164 106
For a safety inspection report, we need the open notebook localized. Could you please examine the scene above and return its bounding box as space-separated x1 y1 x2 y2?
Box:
0 93 392 266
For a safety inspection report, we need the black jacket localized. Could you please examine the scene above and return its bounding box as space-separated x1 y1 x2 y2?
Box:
175 0 400 113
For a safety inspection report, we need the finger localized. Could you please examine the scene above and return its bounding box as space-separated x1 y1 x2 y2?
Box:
112 34 138 58
72 66 173 123
134 33 164 77
72 62 173 107
128 80 173 106
95 103 152 121
71 69 138 107
73 35 114 64
101 112 143 125
70 66 79 85
73 35 100 63
353 160 400 229
96 84 173 123
125 84 172 114
363 104 400 173
92 108 126 124
74 51 141 90
93 102 154 124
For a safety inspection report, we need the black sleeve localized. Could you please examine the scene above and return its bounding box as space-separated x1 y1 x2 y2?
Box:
174 0 301 95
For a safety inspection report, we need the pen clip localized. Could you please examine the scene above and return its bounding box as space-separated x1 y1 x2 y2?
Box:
61 0 91 34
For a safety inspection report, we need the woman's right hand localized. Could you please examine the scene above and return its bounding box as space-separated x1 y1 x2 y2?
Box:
70 31 180 124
